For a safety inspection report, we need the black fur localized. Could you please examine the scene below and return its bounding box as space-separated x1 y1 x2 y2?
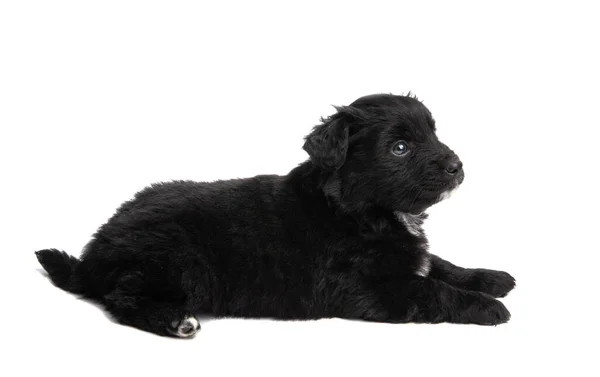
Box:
36 93 515 337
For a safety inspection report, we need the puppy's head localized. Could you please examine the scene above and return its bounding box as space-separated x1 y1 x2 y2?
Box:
303 93 463 214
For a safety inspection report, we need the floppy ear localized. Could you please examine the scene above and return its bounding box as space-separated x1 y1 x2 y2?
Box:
303 106 363 170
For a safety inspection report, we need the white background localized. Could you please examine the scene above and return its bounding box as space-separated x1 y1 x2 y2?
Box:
1 1 598 376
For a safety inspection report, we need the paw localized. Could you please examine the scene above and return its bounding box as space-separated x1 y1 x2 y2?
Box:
167 316 200 338
472 297 511 326
470 269 516 298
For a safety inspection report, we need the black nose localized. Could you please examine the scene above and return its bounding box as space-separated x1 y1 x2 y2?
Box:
444 158 462 175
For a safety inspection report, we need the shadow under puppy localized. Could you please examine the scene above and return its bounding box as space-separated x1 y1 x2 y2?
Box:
36 93 515 337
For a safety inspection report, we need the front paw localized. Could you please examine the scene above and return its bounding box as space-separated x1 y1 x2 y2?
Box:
470 269 516 298
471 297 511 325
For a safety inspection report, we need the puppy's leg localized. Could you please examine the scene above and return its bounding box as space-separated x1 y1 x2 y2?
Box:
103 272 200 337
393 278 511 325
428 254 516 298
107 299 200 337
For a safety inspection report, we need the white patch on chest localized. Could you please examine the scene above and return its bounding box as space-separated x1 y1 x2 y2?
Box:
394 212 425 237
394 212 431 277
415 253 431 277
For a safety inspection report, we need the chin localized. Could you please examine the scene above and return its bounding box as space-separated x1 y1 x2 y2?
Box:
434 179 463 204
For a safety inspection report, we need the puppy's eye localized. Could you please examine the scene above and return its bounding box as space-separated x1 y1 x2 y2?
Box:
392 141 409 156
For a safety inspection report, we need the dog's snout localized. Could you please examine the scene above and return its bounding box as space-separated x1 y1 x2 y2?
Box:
445 158 462 175
439 156 462 175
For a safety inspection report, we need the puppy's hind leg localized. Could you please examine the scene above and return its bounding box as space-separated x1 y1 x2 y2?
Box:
103 272 200 337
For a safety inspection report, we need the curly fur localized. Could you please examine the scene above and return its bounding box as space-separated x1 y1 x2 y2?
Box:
36 93 515 337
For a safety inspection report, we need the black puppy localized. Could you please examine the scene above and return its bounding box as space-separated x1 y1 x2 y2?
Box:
36 93 515 337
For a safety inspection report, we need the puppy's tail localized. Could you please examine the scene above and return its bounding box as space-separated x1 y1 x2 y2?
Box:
35 249 83 294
